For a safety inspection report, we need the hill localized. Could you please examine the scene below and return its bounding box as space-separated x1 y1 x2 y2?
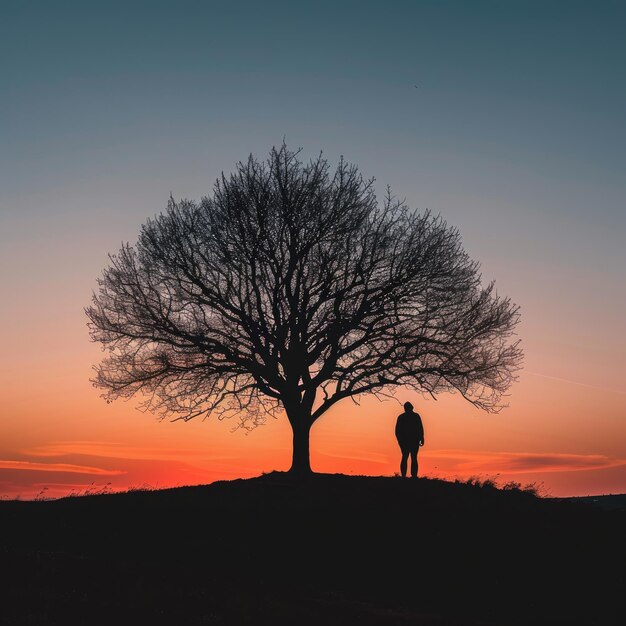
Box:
1 473 624 625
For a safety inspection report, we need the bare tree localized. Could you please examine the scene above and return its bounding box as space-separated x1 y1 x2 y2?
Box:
86 144 522 475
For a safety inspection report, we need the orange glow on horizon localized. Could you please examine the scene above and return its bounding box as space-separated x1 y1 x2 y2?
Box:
1 257 625 501
2 362 625 500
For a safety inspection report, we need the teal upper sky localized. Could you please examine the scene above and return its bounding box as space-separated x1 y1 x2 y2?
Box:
1 0 625 395
3 0 625 200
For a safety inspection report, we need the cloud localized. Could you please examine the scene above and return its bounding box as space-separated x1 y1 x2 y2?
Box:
0 460 126 476
525 371 626 396
315 450 389 465
426 450 626 475
22 441 234 462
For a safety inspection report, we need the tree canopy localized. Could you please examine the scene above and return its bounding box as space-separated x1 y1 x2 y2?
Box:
86 144 522 473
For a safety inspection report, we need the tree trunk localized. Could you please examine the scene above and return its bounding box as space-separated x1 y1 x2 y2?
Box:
289 418 312 475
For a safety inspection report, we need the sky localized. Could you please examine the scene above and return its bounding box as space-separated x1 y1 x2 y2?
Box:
1 0 625 499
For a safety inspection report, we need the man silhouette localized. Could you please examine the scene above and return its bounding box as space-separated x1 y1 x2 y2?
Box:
395 401 425 478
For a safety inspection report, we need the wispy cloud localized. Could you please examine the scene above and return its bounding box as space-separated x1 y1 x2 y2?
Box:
0 460 126 476
316 450 389 465
525 371 626 395
22 441 234 462
426 450 626 474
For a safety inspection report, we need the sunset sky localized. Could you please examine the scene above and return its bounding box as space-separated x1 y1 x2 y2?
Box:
2 0 625 499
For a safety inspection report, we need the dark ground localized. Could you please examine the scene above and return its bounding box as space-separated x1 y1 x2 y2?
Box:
1 473 624 625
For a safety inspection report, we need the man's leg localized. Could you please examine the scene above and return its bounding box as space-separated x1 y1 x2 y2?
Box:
400 450 409 477
410 450 418 478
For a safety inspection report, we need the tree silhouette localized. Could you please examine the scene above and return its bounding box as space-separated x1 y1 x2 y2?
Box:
86 144 522 474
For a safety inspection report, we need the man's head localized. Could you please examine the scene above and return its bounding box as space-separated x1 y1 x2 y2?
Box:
403 401 414 412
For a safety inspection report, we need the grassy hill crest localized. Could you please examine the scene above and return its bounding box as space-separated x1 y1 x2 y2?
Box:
1 473 624 625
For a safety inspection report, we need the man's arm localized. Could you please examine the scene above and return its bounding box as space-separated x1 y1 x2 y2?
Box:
395 415 402 440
